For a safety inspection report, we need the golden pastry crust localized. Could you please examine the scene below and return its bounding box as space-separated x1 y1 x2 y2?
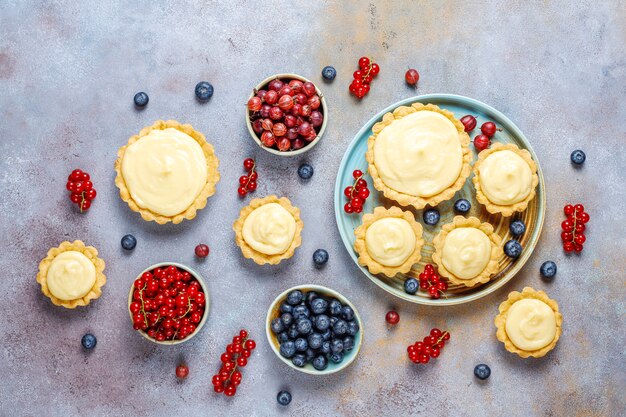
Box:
114 120 220 224
432 216 502 287
472 142 539 217
36 240 106 309
366 103 472 209
494 287 563 358
353 206 424 277
233 195 303 265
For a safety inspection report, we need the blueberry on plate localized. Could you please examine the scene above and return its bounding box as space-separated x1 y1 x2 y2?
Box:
278 332 289 343
133 92 149 107
346 321 359 336
121 234 137 250
329 299 342 316
312 355 328 370
277 390 292 406
81 333 97 350
294 338 308 352
509 219 526 236
342 336 355 352
287 325 299 340
321 329 332 341
296 318 312 335
281 313 294 327
504 240 523 258
330 352 344 363
404 277 419 295
287 290 304 305
322 66 337 81
340 306 354 321
330 339 344 354
330 316 338 326
332 319 348 335
321 340 331 354
313 249 329 267
314 314 330 331
279 340 296 358
570 149 585 165
305 348 316 362
310 298 328 315
474 364 491 380
292 305 310 319
298 163 314 180
308 333 323 350
291 354 306 367
454 199 471 214
194 81 213 101
540 261 557 280
279 302 293 314
423 208 440 226
271 318 284 334
305 291 319 306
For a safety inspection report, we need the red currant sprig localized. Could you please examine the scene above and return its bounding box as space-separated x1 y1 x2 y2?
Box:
561 204 589 253
66 169 96 212
349 56 380 99
418 264 448 299
407 328 450 364
238 158 258 197
212 329 257 397
343 169 370 214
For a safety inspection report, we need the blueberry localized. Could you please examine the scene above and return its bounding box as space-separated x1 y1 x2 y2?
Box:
194 81 213 101
305 291 319 306
287 290 304 305
540 261 557 280
291 354 306 367
404 277 419 295
321 329 332 341
330 352 344 363
278 332 289 343
279 302 293 314
312 355 328 371
133 92 149 107
296 318 312 335
454 199 471 214
330 316 338 326
329 299 342 316
474 364 491 380
311 298 328 315
342 336 355 352
340 306 354 321
292 305 310 320
321 65 337 81
305 348 316 362
509 220 526 236
279 341 296 358
423 208 440 226
314 314 330 331
308 333 323 350
570 149 586 165
346 321 360 336
313 249 329 267
504 240 523 258
121 234 137 250
81 333 97 350
271 318 284 334
321 341 331 354
277 390 292 406
281 313 294 327
330 339 344 354
331 319 348 336
298 163 314 180
287 325 299 339
294 338 308 352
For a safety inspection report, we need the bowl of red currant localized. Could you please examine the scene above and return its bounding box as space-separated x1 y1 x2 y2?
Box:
246 74 328 156
128 263 209 345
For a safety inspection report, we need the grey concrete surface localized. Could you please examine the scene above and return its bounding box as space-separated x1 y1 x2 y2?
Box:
1 1 624 416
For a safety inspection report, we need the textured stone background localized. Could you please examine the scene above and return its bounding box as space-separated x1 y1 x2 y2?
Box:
1 1 624 416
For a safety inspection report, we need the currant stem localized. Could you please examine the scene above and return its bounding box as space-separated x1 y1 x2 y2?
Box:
350 174 363 199
244 163 256 190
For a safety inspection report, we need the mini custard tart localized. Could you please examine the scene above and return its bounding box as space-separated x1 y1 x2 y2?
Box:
366 103 472 209
432 216 502 288
114 120 220 224
233 195 303 265
36 240 106 308
494 287 563 358
472 143 539 217
353 206 424 277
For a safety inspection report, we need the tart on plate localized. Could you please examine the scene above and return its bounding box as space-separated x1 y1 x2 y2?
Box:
472 142 539 217
494 287 562 358
114 120 220 224
353 206 424 277
233 195 303 265
432 216 502 288
366 103 472 209
36 240 106 308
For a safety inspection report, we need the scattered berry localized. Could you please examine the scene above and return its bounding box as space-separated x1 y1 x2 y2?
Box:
418 264 447 299
195 81 213 101
474 134 491 152
453 199 471 214
238 158 258 197
277 390 292 406
313 249 329 267
176 364 189 379
133 92 149 107
195 244 209 258
350 56 379 99
212 329 256 396
561 204 589 253
322 66 337 81
81 333 97 350
504 240 523 258
385 310 400 325
344 169 370 214
509 220 526 236
570 150 586 165
66 169 96 212
121 234 137 251
423 208 440 226
460 115 477 132
540 261 557 280
480 121 501 137
407 328 450 364
474 364 491 380
298 163 314 180
405 68 419 86
404 278 419 295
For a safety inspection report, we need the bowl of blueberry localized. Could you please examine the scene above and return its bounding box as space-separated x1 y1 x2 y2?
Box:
266 285 362 375
246 74 328 156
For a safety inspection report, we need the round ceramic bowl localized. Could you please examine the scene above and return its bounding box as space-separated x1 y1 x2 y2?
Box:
245 73 328 156
127 262 210 345
265 284 363 375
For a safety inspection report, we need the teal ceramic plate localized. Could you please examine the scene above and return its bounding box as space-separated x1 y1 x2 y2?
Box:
334 94 545 306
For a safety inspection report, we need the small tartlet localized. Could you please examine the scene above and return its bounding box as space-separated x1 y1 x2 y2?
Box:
472 142 539 217
36 240 106 308
353 206 424 277
233 195 303 265
494 287 563 358
366 103 472 209
114 120 220 224
432 216 502 288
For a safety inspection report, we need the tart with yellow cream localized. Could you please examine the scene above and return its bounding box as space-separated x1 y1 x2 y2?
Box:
472 143 539 217
432 216 502 287
354 206 424 277
366 103 472 209
233 195 303 265
36 240 106 308
114 120 220 224
495 287 562 358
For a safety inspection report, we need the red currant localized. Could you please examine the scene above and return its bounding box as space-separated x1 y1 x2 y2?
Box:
238 186 247 197
385 310 400 325
480 121 500 137
474 134 490 152
405 68 419 86
358 56 370 69
175 364 189 379
564 204 574 215
195 244 209 258
243 158 255 171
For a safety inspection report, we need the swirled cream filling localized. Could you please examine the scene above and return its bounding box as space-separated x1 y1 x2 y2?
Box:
478 150 532 205
373 110 463 197
121 128 208 216
47 251 96 300
242 203 296 255
441 227 490 279
365 218 416 267
505 299 556 351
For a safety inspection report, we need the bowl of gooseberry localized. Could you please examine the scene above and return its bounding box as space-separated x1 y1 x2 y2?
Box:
246 73 328 156
128 262 209 345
